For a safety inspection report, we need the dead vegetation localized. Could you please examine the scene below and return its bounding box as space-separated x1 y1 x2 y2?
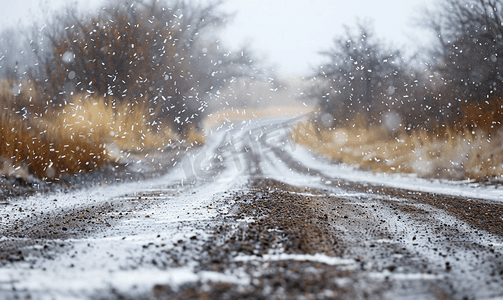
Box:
302 0 503 182
294 103 503 180
0 0 253 182
203 105 314 131
0 110 107 181
0 83 205 181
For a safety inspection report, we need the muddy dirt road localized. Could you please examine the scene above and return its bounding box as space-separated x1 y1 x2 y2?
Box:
1 116 503 299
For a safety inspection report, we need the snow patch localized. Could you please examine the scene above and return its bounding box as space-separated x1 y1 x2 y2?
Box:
235 252 355 266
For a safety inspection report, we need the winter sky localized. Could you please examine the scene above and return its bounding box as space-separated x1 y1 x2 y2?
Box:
0 0 436 77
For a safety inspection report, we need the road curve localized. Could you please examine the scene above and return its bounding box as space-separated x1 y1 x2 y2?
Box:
1 115 503 300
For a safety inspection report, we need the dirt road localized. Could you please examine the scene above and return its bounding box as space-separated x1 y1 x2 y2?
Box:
1 116 503 299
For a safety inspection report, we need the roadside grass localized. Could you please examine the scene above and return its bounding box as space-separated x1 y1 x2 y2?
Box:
293 117 503 180
203 105 315 131
0 91 204 181
46 95 180 151
0 111 108 181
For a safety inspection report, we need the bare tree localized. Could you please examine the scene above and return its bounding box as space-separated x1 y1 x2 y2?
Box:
424 0 503 102
311 22 408 126
24 0 259 133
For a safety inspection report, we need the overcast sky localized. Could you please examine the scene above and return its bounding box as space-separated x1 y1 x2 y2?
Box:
0 0 437 77
220 0 437 77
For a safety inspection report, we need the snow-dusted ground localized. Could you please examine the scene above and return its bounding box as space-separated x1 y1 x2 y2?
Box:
0 124 251 299
290 146 503 203
1 115 503 299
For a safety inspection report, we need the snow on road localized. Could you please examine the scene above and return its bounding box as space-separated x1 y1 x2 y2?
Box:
1 115 503 299
289 146 503 203
0 126 250 299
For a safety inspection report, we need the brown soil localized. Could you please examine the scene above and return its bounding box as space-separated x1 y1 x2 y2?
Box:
2 176 502 299
101 178 503 300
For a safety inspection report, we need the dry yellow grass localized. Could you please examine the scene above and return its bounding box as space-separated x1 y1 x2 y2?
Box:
46 95 180 152
0 82 104 180
0 113 107 180
294 119 503 180
0 92 204 181
203 105 315 131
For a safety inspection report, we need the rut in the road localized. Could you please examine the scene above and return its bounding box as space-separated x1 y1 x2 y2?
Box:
126 178 388 300
132 178 503 300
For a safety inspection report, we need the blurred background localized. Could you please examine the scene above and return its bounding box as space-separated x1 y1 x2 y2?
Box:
1 0 436 77
2 0 503 184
